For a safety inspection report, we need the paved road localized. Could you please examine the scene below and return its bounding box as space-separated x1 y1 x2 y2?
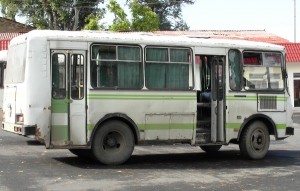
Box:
0 124 300 191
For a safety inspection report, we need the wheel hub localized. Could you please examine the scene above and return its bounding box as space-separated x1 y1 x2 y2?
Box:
251 130 265 151
106 137 117 147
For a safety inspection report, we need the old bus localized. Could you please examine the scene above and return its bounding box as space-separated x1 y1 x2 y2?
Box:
2 30 294 164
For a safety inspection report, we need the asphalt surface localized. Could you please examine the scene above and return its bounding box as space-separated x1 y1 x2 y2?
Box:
0 123 300 191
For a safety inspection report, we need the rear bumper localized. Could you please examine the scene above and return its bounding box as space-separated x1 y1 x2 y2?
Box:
2 122 36 136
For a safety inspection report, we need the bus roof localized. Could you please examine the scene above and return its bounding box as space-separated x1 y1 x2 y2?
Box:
9 30 285 52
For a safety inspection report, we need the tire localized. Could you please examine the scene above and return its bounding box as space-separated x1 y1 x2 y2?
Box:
239 121 270 159
92 120 134 165
200 145 222 152
69 149 95 160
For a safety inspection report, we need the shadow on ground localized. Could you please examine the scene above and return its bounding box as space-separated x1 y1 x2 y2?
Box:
53 149 300 170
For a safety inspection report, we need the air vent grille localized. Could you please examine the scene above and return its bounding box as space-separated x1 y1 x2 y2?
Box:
259 96 277 109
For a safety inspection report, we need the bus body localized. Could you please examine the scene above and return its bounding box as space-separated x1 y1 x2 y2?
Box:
2 30 294 164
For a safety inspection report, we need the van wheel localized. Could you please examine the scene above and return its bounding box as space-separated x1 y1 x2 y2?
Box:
200 145 222 152
239 121 270 159
92 120 134 165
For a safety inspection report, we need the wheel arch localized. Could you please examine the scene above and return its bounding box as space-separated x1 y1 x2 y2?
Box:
90 113 140 145
237 114 278 141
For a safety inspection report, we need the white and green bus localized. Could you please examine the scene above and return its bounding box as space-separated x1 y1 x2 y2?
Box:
2 30 294 164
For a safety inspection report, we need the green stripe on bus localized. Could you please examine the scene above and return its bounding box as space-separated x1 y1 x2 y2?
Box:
276 124 287 129
87 94 196 101
226 96 286 101
51 99 68 113
226 123 286 130
87 124 95 131
226 123 242 128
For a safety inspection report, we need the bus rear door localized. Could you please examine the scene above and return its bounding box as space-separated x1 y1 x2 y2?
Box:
51 49 86 147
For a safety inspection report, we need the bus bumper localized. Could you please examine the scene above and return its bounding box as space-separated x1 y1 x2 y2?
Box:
2 122 36 136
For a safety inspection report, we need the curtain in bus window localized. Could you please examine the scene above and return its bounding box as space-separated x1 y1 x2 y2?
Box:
166 64 189 89
118 62 141 88
170 49 189 62
146 63 166 88
117 46 142 88
118 46 140 61
99 61 117 87
168 49 190 89
146 48 168 61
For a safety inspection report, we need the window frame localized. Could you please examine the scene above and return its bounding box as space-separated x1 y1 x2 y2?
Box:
51 53 67 100
90 43 143 90
228 49 243 91
144 45 194 90
242 50 285 92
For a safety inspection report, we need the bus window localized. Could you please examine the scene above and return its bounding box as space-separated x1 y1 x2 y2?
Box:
228 49 242 91
145 47 191 90
0 61 5 88
71 54 84 100
52 53 66 99
243 51 284 91
91 45 142 89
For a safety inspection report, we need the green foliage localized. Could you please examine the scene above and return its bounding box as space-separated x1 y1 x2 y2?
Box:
0 0 104 31
0 0 18 20
0 0 193 32
107 0 159 32
107 0 131 31
130 0 159 31
84 13 105 30
130 0 194 31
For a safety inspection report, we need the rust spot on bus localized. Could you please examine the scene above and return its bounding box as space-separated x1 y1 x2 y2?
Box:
35 128 45 144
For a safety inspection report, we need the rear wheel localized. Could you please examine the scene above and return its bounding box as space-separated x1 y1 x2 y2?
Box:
92 120 134 165
200 145 222 152
239 121 270 159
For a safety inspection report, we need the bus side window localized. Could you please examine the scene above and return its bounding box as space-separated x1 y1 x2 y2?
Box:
71 54 84 100
52 53 66 99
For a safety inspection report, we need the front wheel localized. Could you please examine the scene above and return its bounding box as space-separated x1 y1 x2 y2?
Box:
92 120 135 165
239 121 270 159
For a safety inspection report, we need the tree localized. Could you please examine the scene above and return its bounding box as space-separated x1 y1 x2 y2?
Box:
0 0 105 30
84 13 105 30
127 0 194 31
130 0 159 31
107 0 159 32
0 0 18 20
107 0 131 31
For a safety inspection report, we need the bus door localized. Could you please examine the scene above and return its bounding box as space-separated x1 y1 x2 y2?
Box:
211 56 226 142
51 50 86 147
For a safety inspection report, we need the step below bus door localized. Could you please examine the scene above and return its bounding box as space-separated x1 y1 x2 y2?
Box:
50 50 87 147
211 56 225 142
